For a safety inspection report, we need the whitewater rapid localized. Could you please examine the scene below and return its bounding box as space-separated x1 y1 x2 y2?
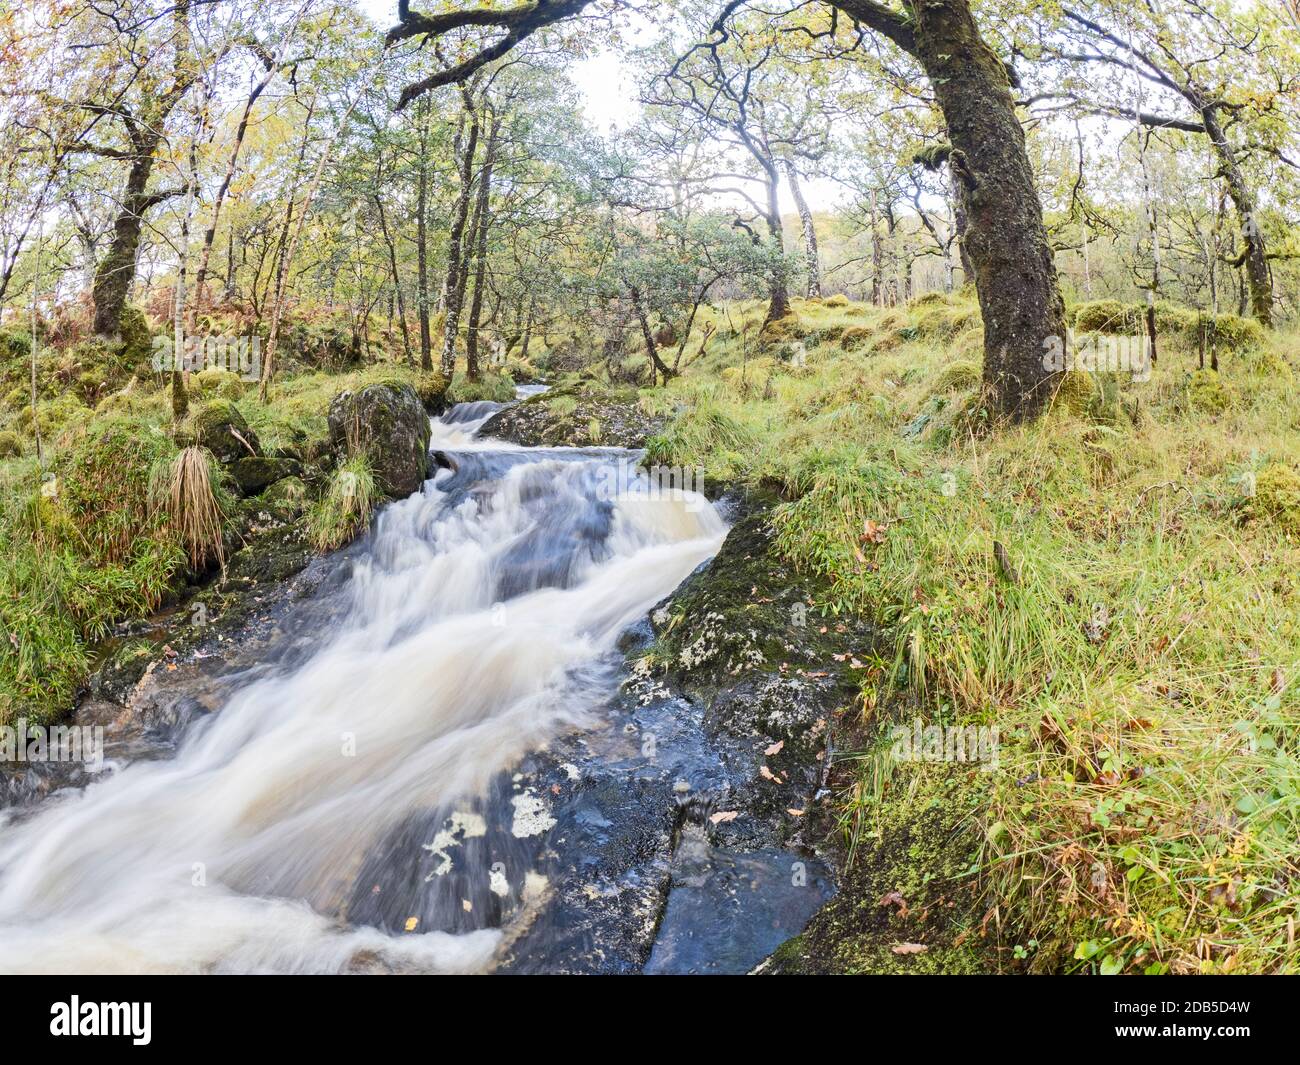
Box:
0 396 725 973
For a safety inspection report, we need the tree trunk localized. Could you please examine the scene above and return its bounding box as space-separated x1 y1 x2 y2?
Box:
951 165 975 286
629 286 675 384
464 114 500 381
1201 108 1272 327
760 159 790 322
416 99 433 370
92 131 166 337
870 190 883 306
440 99 480 379
783 158 822 299
911 0 1065 420
375 192 413 365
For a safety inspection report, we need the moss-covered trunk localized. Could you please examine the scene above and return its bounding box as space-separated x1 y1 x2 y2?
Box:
911 0 1065 420
1201 107 1272 328
91 134 164 338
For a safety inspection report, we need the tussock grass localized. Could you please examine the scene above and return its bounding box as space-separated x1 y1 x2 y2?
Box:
651 290 1300 974
309 455 378 551
152 446 226 570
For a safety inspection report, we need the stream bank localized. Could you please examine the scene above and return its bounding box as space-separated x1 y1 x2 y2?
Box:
2 381 992 973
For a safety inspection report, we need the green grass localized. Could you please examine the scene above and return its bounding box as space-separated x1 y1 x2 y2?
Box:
308 454 378 551
645 291 1300 974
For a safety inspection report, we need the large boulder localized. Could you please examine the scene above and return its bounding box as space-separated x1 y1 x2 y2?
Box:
327 381 431 497
194 400 259 464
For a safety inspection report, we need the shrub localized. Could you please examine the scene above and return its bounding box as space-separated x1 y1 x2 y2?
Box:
0 429 22 458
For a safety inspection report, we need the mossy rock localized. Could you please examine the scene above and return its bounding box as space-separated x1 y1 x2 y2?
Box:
258 475 309 520
1072 299 1140 334
821 293 850 307
230 455 302 496
1186 368 1235 415
0 429 22 458
194 367 246 399
651 505 872 699
1252 464 1300 533
194 399 260 463
413 370 449 413
909 291 950 309
447 372 514 405
327 382 430 497
1052 370 1096 415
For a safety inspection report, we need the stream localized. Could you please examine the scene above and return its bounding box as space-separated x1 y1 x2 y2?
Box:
0 390 829 974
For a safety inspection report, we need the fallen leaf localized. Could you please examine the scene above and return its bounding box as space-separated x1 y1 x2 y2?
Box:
787 808 805 817
880 891 910 918
891 942 928 955
861 519 888 544
759 765 784 783
764 740 785 756
404 916 419 932
709 810 739 825
462 899 473 913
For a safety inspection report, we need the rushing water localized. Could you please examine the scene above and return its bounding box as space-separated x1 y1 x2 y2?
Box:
0 393 726 974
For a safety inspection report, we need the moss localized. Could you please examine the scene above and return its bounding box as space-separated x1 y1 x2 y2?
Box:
1201 313 1265 354
413 370 449 411
1251 463 1300 533
1186 368 1235 414
840 325 873 351
194 367 245 399
193 399 259 463
258 475 309 520
118 304 153 371
930 359 981 393
229 454 301 496
1072 299 1138 334
447 372 513 404
822 294 850 307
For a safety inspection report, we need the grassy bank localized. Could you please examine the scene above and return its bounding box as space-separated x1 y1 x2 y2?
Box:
0 333 471 726
642 292 1300 974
